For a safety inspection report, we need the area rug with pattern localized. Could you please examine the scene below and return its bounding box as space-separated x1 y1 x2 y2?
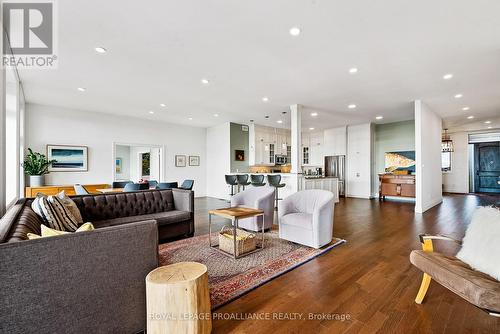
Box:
158 231 346 309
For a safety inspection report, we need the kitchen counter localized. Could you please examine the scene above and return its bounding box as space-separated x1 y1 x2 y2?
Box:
301 177 339 203
228 173 339 203
303 176 337 179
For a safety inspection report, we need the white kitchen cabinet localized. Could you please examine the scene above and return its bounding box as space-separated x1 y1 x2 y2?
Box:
250 125 292 165
309 132 324 166
301 177 339 203
323 126 347 156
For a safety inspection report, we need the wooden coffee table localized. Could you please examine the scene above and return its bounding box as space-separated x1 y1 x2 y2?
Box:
208 207 265 259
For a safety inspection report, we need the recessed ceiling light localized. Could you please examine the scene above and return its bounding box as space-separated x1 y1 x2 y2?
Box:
454 94 463 99
276 120 283 124
213 114 219 117
188 117 193 120
462 106 470 111
262 97 269 102
94 47 107 54
200 78 209 85
375 116 383 120
310 112 318 117
467 115 474 119
148 111 154 114
289 27 301 36
487 126 492 129
348 104 357 109
443 73 453 80
77 87 86 92
160 103 166 107
484 120 491 124
309 127 315 130
349 67 358 74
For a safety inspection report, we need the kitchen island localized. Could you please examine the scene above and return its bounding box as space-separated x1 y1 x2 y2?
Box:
231 173 339 203
301 176 339 203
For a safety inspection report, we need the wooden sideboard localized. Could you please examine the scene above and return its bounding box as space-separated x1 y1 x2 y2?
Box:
378 174 415 200
25 184 110 198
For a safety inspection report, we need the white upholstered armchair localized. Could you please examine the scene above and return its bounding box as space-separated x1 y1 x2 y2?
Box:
278 189 335 249
230 186 275 231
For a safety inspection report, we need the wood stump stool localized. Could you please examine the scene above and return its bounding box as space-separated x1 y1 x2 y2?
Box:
146 262 211 334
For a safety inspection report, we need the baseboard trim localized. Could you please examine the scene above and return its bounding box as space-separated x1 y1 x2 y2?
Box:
346 195 373 200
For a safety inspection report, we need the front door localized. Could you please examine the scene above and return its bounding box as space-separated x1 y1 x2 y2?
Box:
474 142 500 193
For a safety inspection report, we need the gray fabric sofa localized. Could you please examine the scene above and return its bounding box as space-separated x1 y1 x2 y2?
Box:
0 188 195 333
0 220 158 334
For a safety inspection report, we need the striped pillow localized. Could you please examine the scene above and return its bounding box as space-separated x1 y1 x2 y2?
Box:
31 193 80 232
55 191 84 226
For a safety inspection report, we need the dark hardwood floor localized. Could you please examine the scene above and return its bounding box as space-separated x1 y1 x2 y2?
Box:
192 194 500 334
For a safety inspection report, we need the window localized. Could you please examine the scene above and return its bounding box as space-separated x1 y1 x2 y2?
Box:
441 151 451 172
5 63 21 207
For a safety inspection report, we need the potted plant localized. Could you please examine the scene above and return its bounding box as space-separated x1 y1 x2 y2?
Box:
22 148 57 187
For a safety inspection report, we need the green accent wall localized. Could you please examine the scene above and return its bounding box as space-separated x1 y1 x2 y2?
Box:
373 120 415 195
230 122 249 172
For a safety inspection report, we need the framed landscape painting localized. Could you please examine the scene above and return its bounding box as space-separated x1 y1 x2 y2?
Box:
384 151 415 173
47 145 88 172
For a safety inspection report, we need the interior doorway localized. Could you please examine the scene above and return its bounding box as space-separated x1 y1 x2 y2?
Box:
113 143 164 183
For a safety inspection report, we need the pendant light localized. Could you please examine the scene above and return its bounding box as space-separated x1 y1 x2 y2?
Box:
441 129 454 152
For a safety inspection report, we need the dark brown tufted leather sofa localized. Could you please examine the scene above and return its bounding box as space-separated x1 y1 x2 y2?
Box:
0 188 194 243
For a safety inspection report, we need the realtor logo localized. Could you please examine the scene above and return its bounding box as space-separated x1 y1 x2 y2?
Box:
2 1 57 68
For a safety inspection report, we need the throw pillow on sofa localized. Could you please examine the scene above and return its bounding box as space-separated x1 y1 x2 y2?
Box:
27 223 95 239
31 193 80 232
456 206 500 281
56 191 84 226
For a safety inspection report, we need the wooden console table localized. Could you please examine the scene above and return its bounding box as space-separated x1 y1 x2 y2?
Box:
378 174 415 200
25 184 110 197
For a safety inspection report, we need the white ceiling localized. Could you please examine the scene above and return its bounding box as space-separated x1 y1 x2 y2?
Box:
19 0 500 132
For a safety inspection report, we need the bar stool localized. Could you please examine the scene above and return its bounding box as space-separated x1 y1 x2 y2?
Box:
267 174 286 209
225 175 238 197
236 174 251 192
250 174 266 187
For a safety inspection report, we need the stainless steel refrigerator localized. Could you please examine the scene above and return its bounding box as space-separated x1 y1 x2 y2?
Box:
325 155 345 196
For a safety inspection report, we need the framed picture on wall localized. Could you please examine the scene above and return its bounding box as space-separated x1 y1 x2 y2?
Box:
175 155 187 167
189 155 200 166
47 145 88 172
235 150 245 161
115 158 122 173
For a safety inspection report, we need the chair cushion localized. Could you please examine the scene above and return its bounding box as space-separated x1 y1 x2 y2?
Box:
410 250 500 312
280 213 313 230
93 210 191 228
456 206 500 281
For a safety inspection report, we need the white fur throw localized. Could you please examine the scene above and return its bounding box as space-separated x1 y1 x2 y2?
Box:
456 206 500 281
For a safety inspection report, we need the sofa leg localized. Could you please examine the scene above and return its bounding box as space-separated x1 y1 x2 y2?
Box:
415 273 432 304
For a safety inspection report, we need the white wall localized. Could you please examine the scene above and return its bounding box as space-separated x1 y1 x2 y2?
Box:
346 123 374 199
415 100 443 213
26 103 207 196
442 131 469 193
206 122 231 199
